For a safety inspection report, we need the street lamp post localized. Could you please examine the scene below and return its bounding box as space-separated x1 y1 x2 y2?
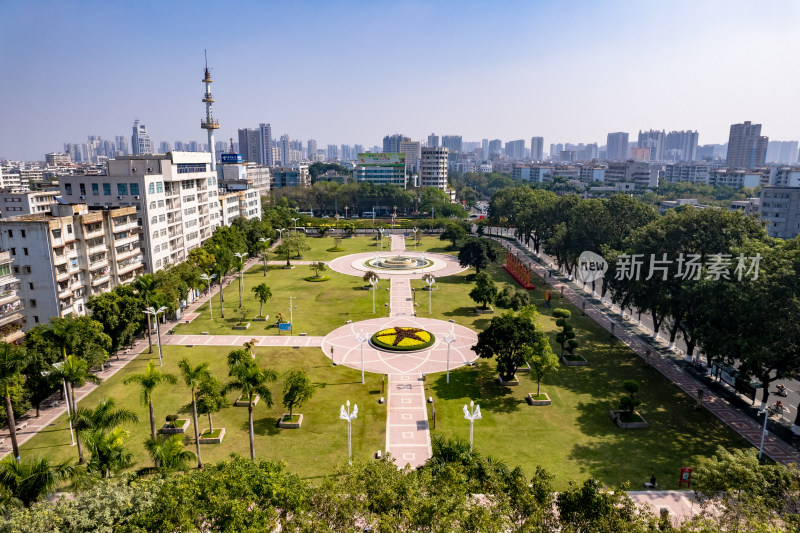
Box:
378 228 384 250
43 364 75 446
344 205 349 219
289 296 296 334
234 252 248 307
369 275 378 313
355 329 368 384
759 405 774 459
199 273 217 319
444 327 456 384
463 400 482 454
290 218 299 233
412 227 418 247
259 238 271 276
143 306 168 366
339 400 358 466
425 275 435 314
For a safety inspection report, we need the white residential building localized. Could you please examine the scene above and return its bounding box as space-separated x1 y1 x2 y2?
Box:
0 189 59 217
0 251 25 344
420 147 448 190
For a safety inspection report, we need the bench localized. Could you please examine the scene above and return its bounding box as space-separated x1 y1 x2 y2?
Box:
15 422 28 431
643 482 659 489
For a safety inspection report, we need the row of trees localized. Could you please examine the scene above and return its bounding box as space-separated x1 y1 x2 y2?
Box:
3 442 796 531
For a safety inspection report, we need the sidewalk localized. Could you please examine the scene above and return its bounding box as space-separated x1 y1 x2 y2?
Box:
488 235 800 465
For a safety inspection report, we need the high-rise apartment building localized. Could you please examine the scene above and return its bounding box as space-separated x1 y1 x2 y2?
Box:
664 130 699 162
131 120 153 155
504 140 525 160
115 136 129 156
399 141 421 172
606 132 629 161
259 124 272 167
0 251 25 343
441 135 463 154
488 139 502 157
605 160 654 188
530 137 544 161
0 190 59 217
238 128 263 165
726 121 768 168
279 135 291 166
0 203 143 329
58 152 224 272
766 141 799 164
307 139 317 160
427 134 440 148
637 130 666 161
420 147 448 190
383 134 407 153
272 165 310 189
760 186 800 239
326 145 339 160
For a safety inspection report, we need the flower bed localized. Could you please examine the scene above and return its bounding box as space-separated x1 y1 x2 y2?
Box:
370 326 436 352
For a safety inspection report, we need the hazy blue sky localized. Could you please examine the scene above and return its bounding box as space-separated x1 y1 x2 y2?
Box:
2 0 799 160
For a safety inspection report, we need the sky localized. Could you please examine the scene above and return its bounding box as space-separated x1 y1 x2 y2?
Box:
1 0 799 161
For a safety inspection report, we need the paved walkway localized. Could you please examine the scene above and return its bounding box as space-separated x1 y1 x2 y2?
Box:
161 334 324 348
386 374 431 469
490 236 800 465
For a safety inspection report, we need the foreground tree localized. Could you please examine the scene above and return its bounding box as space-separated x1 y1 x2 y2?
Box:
0 456 74 508
440 222 468 248
143 434 196 473
469 272 498 310
83 426 133 479
52 355 102 464
473 307 549 381
177 358 211 469
71 397 138 469
458 237 499 274
552 308 578 358
196 375 226 435
123 361 177 441
309 261 326 279
252 284 271 316
523 339 558 396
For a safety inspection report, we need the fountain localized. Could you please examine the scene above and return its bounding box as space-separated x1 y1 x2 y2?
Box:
366 254 432 270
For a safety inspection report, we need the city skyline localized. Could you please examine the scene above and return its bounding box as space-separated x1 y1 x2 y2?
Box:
2 0 800 161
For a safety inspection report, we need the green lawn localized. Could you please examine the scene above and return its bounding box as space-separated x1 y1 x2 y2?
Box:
174 268 391 336
271 235 453 262
20 346 385 480
424 260 751 490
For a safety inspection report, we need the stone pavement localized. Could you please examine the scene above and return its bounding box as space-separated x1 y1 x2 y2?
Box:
386 374 431 469
490 236 800 465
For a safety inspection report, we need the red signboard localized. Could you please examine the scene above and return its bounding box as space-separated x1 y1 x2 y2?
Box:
679 467 693 488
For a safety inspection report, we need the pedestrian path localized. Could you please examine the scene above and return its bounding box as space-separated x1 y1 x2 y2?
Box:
490 236 800 465
386 374 431 469
161 334 324 348
390 279 414 318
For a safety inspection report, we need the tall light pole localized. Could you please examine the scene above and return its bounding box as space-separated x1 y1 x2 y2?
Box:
276 228 286 242
335 214 340 232
43 364 75 446
412 227 418 247
759 406 771 459
289 296 296 334
234 252 248 307
378 228 385 250
259 238 270 276
143 306 168 366
200 273 217 319
339 400 358 466
355 329 368 384
444 327 457 384
344 205 349 219
425 274 435 314
369 275 378 314
463 400 482 454
290 218 299 233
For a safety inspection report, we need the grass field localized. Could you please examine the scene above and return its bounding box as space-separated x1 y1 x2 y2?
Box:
272 234 453 262
20 346 385 481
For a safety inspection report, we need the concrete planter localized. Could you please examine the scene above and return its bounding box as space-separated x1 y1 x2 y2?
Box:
278 414 304 429
199 427 226 444
422 286 439 291
233 323 250 330
282 265 296 269
527 392 552 406
561 353 588 366
161 419 190 435
235 394 260 407
475 306 495 314
497 374 519 386
609 410 649 429
253 316 269 322
516 364 532 373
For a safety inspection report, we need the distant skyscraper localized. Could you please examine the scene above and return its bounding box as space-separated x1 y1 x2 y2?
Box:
131 120 153 155
307 139 317 159
427 133 440 148
488 139 502 157
441 135 462 154
664 130 699 162
383 134 407 153
726 121 768 168
238 128 262 164
504 139 525 160
765 140 799 164
530 137 544 161
420 147 448 190
279 135 291 166
115 136 129 156
399 140 421 171
637 130 666 161
481 139 489 159
158 141 171 153
327 144 339 160
606 132 629 161
259 124 272 166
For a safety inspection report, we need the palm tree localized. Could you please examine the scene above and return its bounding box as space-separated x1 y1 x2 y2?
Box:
0 343 28 461
251 283 272 318
143 434 196 472
83 426 133 478
134 273 157 353
124 361 177 441
71 397 138 468
177 358 210 469
0 456 74 507
224 359 276 460
196 376 226 435
51 355 101 464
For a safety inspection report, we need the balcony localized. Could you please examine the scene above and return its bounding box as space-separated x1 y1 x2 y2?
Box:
91 274 110 287
113 218 138 232
83 224 104 238
0 289 20 307
117 261 143 276
86 239 106 252
53 253 67 266
0 302 24 326
56 269 70 282
115 247 140 261
58 286 72 299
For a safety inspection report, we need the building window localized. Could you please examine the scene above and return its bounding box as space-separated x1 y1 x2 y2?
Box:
130 183 140 196
67 224 72 234
23 248 28 256
28 282 33 290
33 316 39 324
21 230 25 238
7 230 12 238
158 214 165 223
10 248 15 255
65 183 73 195
103 183 111 196
23 266 31 274
151 216 157 224
92 183 99 196
156 182 164 193
30 299 36 307
157 200 164 207
148 183 155 194
79 183 86 196
177 163 207 174
117 183 128 196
